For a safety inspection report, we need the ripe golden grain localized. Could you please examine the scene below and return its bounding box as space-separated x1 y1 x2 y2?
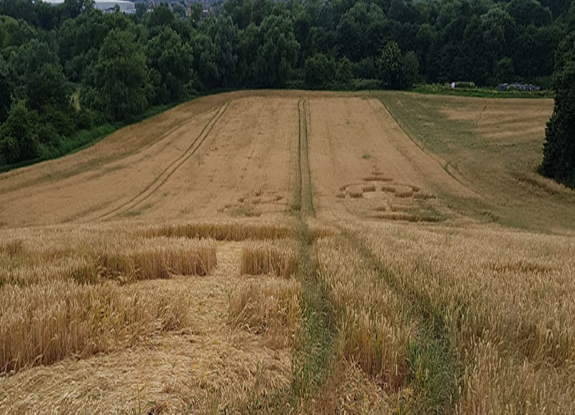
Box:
98 238 217 282
143 221 295 241
240 241 297 278
229 279 301 349
0 280 193 373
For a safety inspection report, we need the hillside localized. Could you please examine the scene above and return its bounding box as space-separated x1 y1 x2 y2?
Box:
1 91 574 414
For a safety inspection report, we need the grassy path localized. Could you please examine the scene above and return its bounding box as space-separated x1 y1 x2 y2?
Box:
289 98 335 408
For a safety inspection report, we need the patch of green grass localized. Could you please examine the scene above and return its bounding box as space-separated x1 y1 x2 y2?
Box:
374 91 575 233
373 92 480 155
362 153 371 160
405 332 458 414
290 221 335 406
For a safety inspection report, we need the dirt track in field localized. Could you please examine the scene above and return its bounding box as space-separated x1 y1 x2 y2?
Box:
0 92 477 228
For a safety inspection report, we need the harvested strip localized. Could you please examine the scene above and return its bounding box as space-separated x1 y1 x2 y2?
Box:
395 189 414 198
414 192 436 200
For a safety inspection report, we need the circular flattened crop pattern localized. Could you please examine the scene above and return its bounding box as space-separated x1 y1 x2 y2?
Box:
337 167 440 222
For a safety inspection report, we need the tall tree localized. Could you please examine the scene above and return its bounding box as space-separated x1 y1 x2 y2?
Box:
255 14 299 88
379 41 403 89
541 32 575 186
0 100 38 164
146 27 194 104
0 55 12 123
82 29 149 122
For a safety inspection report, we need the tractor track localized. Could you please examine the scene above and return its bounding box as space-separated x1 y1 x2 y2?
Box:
297 98 314 217
96 103 229 221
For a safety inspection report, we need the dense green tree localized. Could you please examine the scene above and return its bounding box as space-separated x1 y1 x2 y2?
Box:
0 100 38 164
202 15 238 87
335 56 353 87
379 41 403 89
506 0 552 27
541 32 575 186
0 55 12 123
237 22 259 86
0 15 36 52
336 2 385 62
191 31 219 90
146 27 194 104
304 52 335 88
9 39 72 119
402 50 419 88
353 57 377 79
82 29 149 121
495 56 514 82
0 0 36 25
255 14 299 88
146 3 175 30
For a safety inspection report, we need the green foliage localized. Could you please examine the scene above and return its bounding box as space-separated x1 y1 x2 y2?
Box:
541 32 575 187
255 14 300 88
0 100 38 164
146 27 194 104
379 41 403 89
82 29 149 122
403 51 420 89
0 0 572 168
304 53 335 89
0 55 12 123
335 56 353 88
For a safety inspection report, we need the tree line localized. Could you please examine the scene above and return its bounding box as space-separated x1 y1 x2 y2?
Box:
0 0 574 168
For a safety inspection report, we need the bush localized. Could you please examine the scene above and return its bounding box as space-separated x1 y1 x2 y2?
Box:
304 53 335 89
351 79 382 91
353 58 377 80
0 101 39 165
335 57 354 89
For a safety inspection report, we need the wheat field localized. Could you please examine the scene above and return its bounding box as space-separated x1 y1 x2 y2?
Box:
1 91 573 414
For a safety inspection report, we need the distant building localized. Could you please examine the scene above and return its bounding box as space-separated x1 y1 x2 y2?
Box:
42 0 136 14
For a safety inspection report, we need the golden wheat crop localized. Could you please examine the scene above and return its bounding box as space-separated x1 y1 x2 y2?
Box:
0 280 194 373
358 221 575 413
229 278 302 349
240 240 297 278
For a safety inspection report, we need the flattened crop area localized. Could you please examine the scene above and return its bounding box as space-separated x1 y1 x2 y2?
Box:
2 91 575 414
